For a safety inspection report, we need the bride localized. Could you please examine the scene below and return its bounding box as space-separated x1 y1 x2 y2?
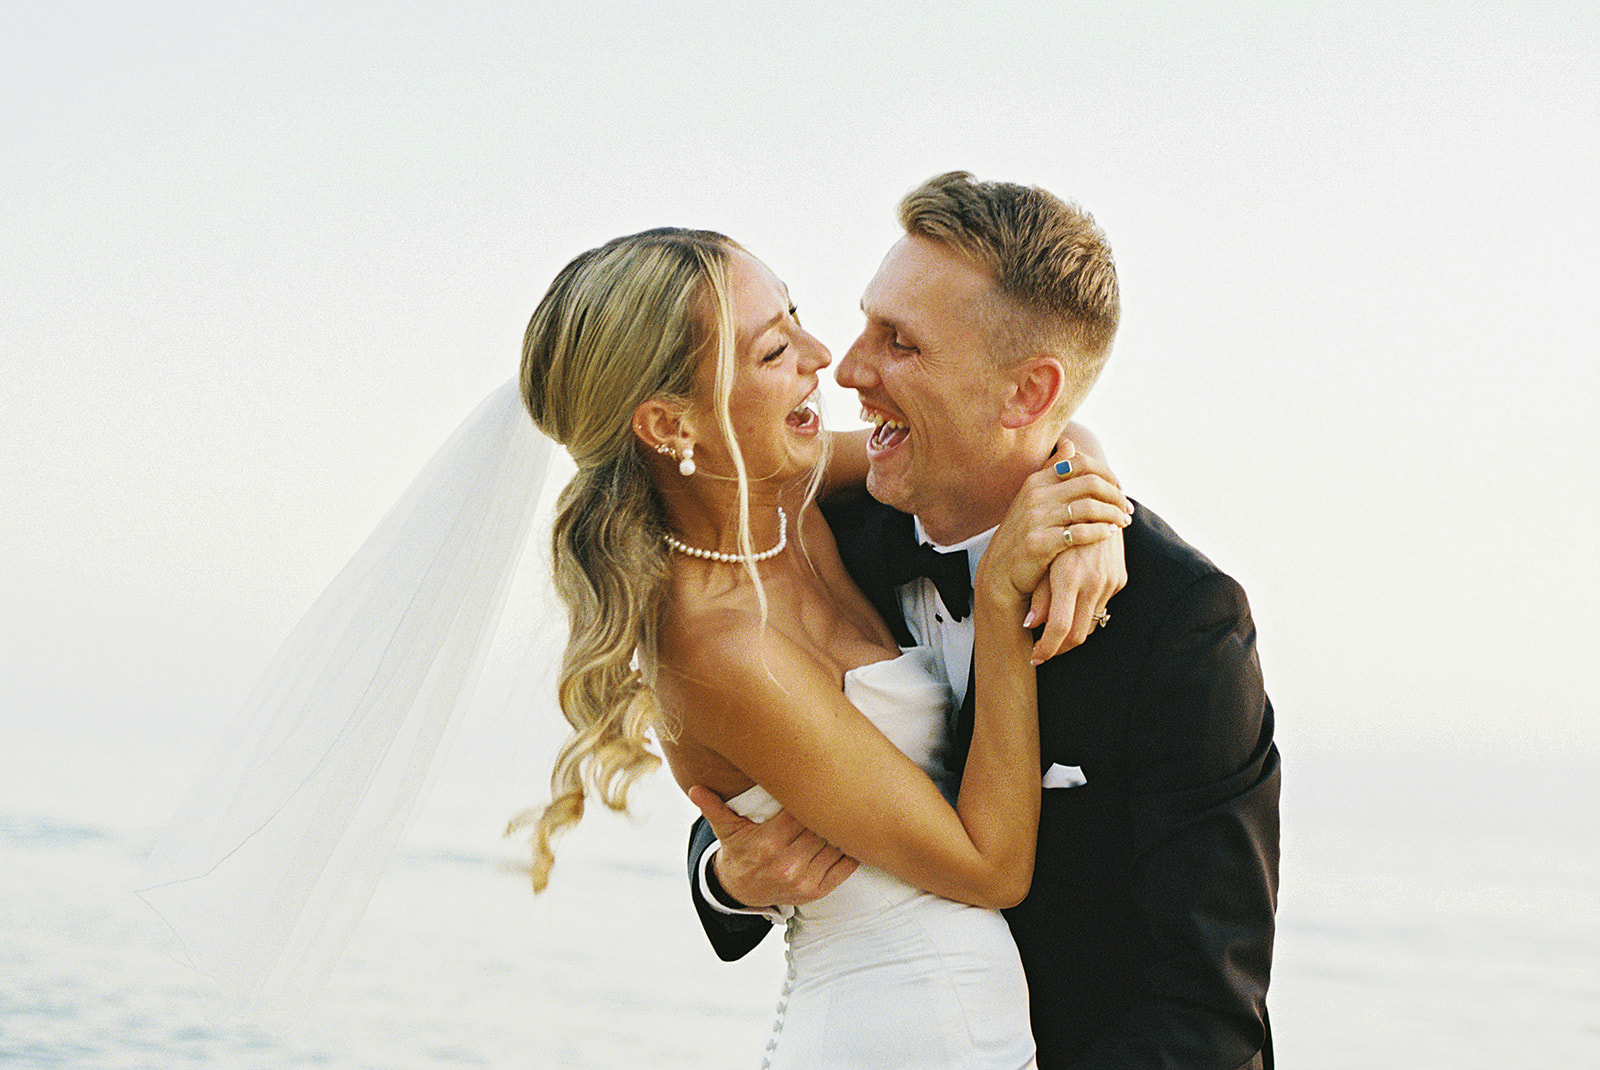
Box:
513 227 1130 1068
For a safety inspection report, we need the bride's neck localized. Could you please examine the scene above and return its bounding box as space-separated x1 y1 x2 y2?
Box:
658 479 790 558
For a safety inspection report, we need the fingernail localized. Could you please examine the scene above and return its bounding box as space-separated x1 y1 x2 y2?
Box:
1053 458 1073 477
1030 656 1044 666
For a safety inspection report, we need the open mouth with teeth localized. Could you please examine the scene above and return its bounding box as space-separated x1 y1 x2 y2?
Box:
862 405 909 455
787 391 821 434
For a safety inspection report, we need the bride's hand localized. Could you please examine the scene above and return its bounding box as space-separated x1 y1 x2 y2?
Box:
978 444 1131 650
1023 443 1131 662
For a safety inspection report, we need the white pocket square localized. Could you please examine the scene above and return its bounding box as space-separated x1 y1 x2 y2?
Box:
1042 763 1087 789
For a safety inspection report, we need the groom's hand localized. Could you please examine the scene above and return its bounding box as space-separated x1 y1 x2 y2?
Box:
689 786 858 908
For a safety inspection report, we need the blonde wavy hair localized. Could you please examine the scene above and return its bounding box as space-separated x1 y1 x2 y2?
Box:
510 227 778 891
900 171 1120 415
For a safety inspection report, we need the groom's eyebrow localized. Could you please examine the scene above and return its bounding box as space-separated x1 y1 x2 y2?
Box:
861 299 912 338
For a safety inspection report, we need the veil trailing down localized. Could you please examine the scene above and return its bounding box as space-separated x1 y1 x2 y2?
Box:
139 381 553 1024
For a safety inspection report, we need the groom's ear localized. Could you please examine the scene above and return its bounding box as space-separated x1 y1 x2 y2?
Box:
998 356 1066 430
631 397 692 453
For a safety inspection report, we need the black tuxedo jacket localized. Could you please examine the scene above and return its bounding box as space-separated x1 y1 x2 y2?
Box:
688 494 1279 1069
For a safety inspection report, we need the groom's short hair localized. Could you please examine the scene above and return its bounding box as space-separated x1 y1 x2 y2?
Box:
899 172 1120 410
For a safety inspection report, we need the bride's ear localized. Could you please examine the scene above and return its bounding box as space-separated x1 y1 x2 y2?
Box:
632 397 692 454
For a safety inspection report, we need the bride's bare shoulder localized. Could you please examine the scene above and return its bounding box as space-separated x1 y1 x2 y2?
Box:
658 596 800 690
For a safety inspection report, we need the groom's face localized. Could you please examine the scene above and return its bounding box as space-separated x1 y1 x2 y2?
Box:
836 235 1015 541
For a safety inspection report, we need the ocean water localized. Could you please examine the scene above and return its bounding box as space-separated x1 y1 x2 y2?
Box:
3 732 1596 1068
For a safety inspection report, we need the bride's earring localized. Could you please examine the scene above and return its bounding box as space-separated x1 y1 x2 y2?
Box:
654 441 695 477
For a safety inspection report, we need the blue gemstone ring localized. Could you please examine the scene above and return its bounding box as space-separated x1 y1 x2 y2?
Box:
1054 458 1074 478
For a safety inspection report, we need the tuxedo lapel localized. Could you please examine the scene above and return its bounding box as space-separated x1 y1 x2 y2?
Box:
822 495 918 648
827 494 979 764
952 654 976 776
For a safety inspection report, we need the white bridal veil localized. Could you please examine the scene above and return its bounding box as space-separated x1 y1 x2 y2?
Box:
139 381 554 1023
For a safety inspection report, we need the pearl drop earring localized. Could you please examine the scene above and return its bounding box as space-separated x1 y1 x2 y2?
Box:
678 443 696 477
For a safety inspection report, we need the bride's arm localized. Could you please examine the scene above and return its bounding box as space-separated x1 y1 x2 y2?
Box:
665 467 1093 909
1059 418 1107 464
822 420 1107 496
827 419 1125 661
663 612 1038 909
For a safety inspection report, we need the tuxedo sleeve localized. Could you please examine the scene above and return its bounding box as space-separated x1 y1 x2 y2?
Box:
1076 571 1280 1070
687 816 775 961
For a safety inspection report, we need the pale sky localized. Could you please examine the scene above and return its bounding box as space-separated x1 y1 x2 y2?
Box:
3 0 1597 774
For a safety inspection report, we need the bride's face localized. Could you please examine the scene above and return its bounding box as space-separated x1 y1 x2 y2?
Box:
692 249 830 482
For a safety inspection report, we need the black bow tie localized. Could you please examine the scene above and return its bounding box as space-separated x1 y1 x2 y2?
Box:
887 539 972 622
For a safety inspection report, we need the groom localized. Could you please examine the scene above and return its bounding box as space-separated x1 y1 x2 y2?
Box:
687 172 1279 1069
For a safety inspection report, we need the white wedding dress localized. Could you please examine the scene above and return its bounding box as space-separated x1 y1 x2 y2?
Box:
726 648 1037 1070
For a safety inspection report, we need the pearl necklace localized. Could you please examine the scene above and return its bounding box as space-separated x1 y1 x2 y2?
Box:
664 508 788 564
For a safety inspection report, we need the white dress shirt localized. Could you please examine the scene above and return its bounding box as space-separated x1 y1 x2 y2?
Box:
900 518 995 725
